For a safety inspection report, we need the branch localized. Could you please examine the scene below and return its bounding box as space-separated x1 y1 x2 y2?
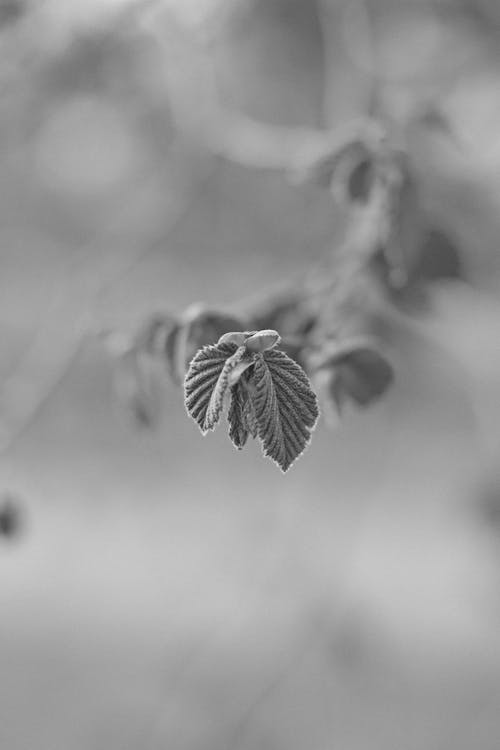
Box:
142 2 385 171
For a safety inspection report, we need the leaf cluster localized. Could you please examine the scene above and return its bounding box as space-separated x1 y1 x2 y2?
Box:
184 330 319 472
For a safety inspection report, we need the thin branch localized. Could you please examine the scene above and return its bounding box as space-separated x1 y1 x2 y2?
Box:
0 177 204 458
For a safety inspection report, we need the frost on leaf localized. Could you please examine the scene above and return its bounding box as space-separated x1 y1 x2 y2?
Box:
184 342 249 433
249 349 319 472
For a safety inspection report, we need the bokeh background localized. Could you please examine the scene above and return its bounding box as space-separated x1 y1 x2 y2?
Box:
2 0 500 748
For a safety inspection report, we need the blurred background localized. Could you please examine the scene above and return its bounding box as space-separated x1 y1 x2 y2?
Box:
2 0 500 748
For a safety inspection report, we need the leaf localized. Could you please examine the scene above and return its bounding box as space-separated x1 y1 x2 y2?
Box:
185 330 320 471
0 494 22 540
228 381 250 449
218 331 253 347
154 307 247 386
243 395 258 438
334 348 393 408
114 349 159 430
291 138 373 192
204 347 249 431
184 342 250 433
245 329 281 353
248 349 319 472
228 377 259 450
345 157 375 203
133 313 183 384
413 227 462 282
312 369 341 430
314 339 393 415
148 318 183 385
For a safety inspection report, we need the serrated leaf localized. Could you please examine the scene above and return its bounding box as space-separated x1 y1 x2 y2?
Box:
228 377 259 450
184 342 234 432
184 343 251 433
204 346 249 431
228 381 250 449
244 396 258 438
248 349 319 472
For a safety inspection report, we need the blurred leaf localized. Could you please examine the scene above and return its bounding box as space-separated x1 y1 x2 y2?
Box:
332 349 393 408
292 138 374 195
162 320 184 384
114 349 159 430
345 156 376 203
134 313 182 383
249 288 317 339
413 227 463 282
0 494 22 540
0 0 24 27
314 339 394 417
